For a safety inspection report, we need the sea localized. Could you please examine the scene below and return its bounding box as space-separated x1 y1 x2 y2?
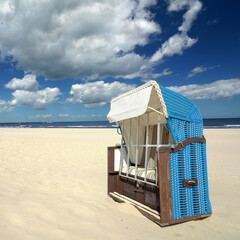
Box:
0 118 240 129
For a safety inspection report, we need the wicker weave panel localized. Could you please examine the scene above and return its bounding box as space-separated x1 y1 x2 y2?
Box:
170 142 212 220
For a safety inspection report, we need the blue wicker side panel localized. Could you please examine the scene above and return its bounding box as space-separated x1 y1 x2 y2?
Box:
170 142 211 220
160 86 195 120
168 117 203 143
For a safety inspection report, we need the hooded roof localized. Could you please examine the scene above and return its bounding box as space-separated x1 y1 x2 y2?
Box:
107 81 168 123
107 80 201 123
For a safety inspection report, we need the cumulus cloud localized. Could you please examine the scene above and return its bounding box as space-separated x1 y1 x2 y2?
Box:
150 0 202 63
187 65 220 78
68 81 136 108
168 0 202 33
11 88 61 109
4 75 61 109
29 114 52 119
168 78 240 100
150 33 197 62
0 100 14 112
0 0 159 80
4 74 62 109
5 74 39 91
0 0 203 80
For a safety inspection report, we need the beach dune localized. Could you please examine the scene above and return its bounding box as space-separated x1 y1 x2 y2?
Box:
0 128 239 239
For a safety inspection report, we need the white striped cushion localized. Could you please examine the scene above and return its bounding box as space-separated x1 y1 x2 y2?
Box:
121 166 156 181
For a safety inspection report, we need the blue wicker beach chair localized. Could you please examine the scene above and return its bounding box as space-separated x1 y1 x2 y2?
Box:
107 81 212 226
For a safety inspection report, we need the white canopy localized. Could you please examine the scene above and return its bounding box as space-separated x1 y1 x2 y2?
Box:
107 81 168 123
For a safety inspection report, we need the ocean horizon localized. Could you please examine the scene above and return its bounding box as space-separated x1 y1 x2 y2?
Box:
0 118 240 129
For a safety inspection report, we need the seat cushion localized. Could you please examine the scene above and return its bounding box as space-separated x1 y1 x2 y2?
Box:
121 166 156 181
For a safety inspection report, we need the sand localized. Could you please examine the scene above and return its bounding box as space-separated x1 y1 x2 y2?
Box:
0 128 239 240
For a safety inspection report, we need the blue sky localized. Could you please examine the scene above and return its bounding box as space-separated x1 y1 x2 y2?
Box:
0 0 239 122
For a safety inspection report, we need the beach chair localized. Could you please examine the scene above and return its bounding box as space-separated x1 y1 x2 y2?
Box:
107 81 212 226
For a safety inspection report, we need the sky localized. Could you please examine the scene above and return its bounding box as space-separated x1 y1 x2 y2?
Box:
0 0 239 122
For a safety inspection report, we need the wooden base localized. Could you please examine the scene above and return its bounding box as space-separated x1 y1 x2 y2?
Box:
109 192 162 226
107 144 211 227
109 192 211 227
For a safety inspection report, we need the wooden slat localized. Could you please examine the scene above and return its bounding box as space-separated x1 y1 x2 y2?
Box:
108 146 120 193
109 192 211 227
158 152 172 224
109 192 160 218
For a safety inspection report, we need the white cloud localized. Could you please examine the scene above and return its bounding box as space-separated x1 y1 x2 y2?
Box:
187 65 220 78
5 74 39 91
58 114 104 119
168 0 202 33
0 0 159 80
0 0 12 16
142 68 172 82
150 33 197 62
11 87 61 109
168 78 240 100
68 81 136 108
0 0 202 80
58 114 69 118
128 67 172 80
187 66 207 78
29 114 52 119
153 68 172 78
150 0 202 63
5 74 62 109
0 100 14 112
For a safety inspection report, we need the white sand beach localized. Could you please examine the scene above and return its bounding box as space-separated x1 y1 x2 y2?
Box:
0 128 239 240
